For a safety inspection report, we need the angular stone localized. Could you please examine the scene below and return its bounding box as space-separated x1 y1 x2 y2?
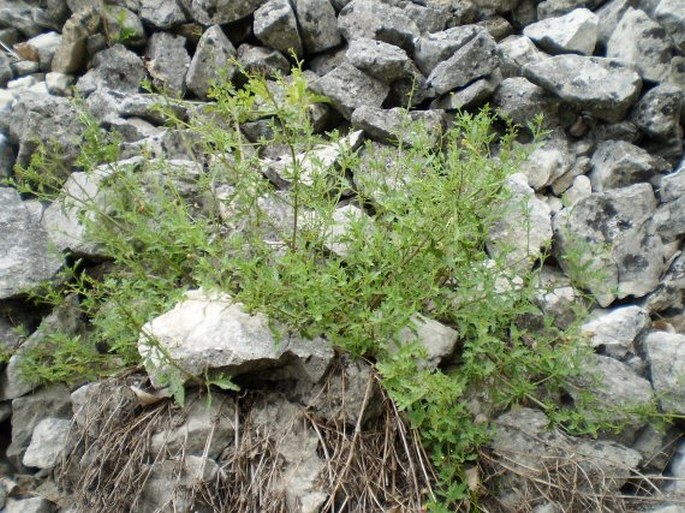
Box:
580 305 649 358
51 7 99 74
523 55 642 122
254 0 303 57
102 6 145 47
427 30 500 95
553 183 666 306
487 173 553 271
534 266 578 329
139 0 188 29
0 0 53 38
237 43 290 78
395 315 459 369
523 8 599 55
337 0 420 52
351 106 446 146
180 0 268 24
16 31 61 71
7 384 71 466
655 0 685 53
346 38 409 83
646 251 685 312
292 0 340 54
145 32 190 97
631 84 683 141
4 497 55 513
497 34 549 78
0 189 63 300
403 3 445 33
596 0 634 49
537 0 607 18
645 331 685 415
521 129 574 190
388 60 434 108
431 71 501 110
185 25 237 100
589 140 671 191
76 44 145 95
493 77 560 127
23 417 71 469
607 7 675 83
139 289 335 388
414 25 483 76
150 391 235 458
309 62 389 120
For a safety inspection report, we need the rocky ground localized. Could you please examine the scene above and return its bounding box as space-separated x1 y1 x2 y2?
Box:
0 0 684 512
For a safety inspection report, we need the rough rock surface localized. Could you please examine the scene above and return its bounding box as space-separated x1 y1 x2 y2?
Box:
293 0 340 54
22 417 71 469
346 38 409 83
139 289 334 388
254 0 302 57
145 32 190 97
644 332 685 415
580 306 649 358
523 8 599 55
337 0 420 51
185 25 236 99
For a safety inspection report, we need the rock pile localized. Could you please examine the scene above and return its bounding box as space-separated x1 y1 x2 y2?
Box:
0 0 683 511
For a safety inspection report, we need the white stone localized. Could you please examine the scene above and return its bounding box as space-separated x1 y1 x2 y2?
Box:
524 8 599 55
22 417 71 469
580 305 649 358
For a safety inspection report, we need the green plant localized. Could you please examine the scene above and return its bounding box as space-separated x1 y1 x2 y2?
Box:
11 68 664 509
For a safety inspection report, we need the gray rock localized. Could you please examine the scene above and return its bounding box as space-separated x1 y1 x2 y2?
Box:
646 251 685 312
237 43 290 78
523 8 598 55
107 116 163 142
22 417 71 469
431 71 502 110
76 44 145 95
580 305 648 358
309 62 389 119
292 0 340 54
0 0 53 38
478 15 514 41
45 72 75 95
427 30 500 95
145 32 190 97
533 266 578 329
254 0 303 57
150 391 235 458
490 408 641 510
395 315 459 369
589 140 671 191
0 133 15 179
309 46 347 76
644 331 685 415
18 31 61 71
655 0 685 53
596 0 635 49
521 129 574 190
474 0 519 15
51 7 100 74
185 25 236 99
388 60 434 107
337 0 420 52
523 55 642 122
0 53 11 87
414 25 483 76
537 0 607 18
7 384 71 466
5 497 55 513
607 8 674 83
351 106 446 146
487 173 553 271
102 6 145 47
346 38 409 83
553 183 666 306
180 0 268 24
403 3 445 33
139 289 334 388
0 189 63 300
631 84 683 141
493 77 560 127
139 0 188 29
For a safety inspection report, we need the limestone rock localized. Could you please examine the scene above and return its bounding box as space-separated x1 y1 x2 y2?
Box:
523 8 599 55
145 32 190 97
644 331 685 415
589 140 671 191
520 130 574 190
596 0 634 49
0 189 62 300
630 84 683 141
292 0 340 54
0 0 53 38
102 6 145 47
4 497 55 513
309 62 389 120
185 25 236 99
493 77 559 127
76 44 145 95
533 266 578 329
580 305 649 358
337 0 420 52
427 30 500 95
351 106 446 146
180 0 268 24
22 417 71 469
16 31 61 71
237 43 290 78
646 251 685 312
395 315 459 369
139 0 188 29
403 2 445 33
607 7 674 83
139 289 334 388
487 173 553 271
523 55 642 122
655 0 685 53
254 0 303 57
431 71 502 110
414 25 483 76
553 183 666 306
346 38 409 83
497 34 549 78
7 384 71 466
